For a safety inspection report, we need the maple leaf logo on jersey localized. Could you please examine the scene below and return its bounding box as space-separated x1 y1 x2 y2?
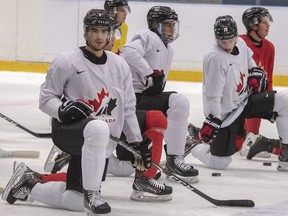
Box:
236 72 245 95
88 88 117 123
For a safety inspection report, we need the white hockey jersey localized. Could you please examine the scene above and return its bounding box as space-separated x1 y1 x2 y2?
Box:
203 37 256 127
39 48 142 156
121 29 174 93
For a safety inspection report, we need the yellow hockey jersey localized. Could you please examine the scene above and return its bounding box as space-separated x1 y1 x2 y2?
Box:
112 22 128 54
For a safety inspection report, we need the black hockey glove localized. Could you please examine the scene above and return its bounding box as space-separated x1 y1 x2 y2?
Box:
248 67 268 94
130 137 152 171
142 70 165 95
58 100 94 123
199 114 222 143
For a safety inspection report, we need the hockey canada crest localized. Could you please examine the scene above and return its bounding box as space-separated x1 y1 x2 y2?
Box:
89 88 116 123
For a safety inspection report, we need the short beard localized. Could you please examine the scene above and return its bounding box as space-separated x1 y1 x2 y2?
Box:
86 41 107 52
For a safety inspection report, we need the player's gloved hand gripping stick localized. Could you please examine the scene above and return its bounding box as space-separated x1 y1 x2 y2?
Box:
110 135 255 207
129 137 152 172
183 88 254 158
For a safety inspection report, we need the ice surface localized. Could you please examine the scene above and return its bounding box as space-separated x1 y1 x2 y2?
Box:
0 71 288 216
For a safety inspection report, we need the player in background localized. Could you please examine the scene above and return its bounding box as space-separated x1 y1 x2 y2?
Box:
190 15 288 172
239 7 281 159
104 0 130 54
1 9 157 215
121 6 199 183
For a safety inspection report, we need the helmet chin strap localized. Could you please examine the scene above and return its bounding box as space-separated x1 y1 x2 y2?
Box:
255 28 264 40
247 28 263 46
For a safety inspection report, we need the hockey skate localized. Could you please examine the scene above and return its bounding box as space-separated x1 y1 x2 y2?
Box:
44 145 71 173
2 162 27 201
83 189 111 215
130 172 172 202
165 155 199 183
277 144 288 172
246 135 281 160
240 133 271 158
2 163 42 204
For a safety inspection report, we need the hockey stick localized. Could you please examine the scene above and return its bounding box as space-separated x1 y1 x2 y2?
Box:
110 135 255 207
183 89 254 158
0 112 52 138
0 148 40 158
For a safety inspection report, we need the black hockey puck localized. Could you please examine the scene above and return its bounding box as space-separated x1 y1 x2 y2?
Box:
212 173 221 177
263 162 272 166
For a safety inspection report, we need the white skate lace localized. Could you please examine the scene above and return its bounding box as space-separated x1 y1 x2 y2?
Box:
87 191 106 208
13 187 30 200
148 178 165 190
174 156 192 171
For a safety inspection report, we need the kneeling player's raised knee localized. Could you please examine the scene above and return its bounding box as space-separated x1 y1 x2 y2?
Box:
83 120 109 146
168 93 190 118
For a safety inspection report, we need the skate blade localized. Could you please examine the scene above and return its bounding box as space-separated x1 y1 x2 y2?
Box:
255 151 271 158
2 162 27 201
166 175 199 184
277 162 288 172
85 209 111 216
130 190 172 202
85 204 111 215
44 145 62 172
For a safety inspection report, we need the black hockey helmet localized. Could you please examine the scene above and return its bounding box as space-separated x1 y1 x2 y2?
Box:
83 9 113 33
147 6 179 43
104 0 131 14
214 15 238 40
242 7 273 32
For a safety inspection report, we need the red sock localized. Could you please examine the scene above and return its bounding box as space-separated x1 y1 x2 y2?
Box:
235 135 245 151
245 118 261 134
141 110 167 178
272 147 280 155
42 172 67 182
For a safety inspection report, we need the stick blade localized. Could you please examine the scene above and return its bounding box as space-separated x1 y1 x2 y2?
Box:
11 151 40 158
215 199 255 207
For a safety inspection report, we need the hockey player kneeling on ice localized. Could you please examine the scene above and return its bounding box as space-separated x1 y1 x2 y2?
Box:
121 5 199 183
42 110 173 202
2 111 172 209
191 15 288 172
1 9 155 215
239 7 278 160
